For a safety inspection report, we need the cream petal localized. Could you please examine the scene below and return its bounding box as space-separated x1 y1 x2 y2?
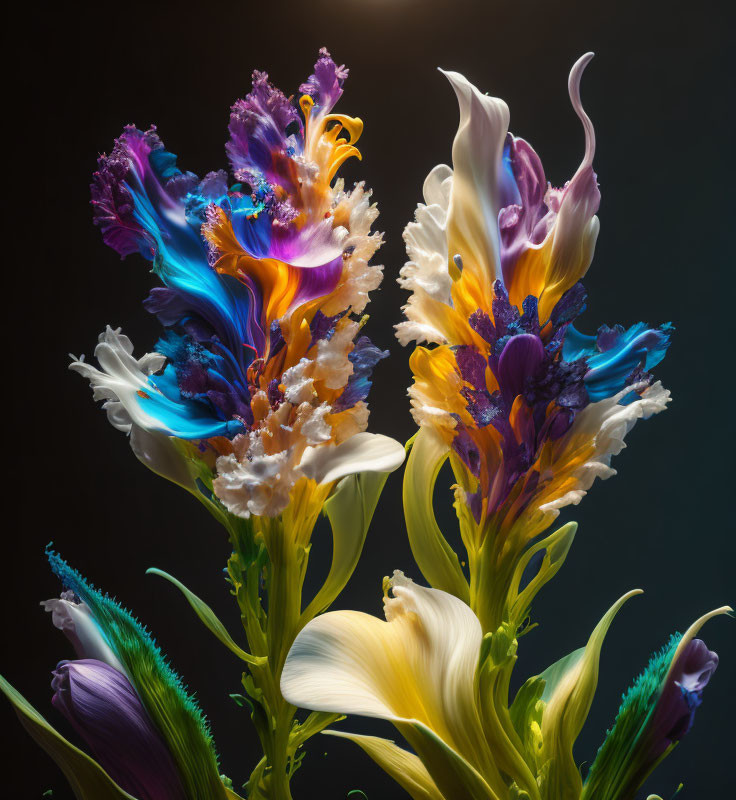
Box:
281 571 482 747
442 69 509 288
543 53 601 301
129 425 197 492
298 432 405 485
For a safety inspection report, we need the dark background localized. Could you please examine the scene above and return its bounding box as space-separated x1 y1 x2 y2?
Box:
6 0 733 797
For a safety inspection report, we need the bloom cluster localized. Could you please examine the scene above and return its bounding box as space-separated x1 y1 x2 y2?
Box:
398 56 671 542
0 47 728 800
73 49 397 519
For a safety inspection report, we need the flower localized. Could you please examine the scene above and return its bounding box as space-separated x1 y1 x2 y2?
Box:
581 607 730 800
73 48 403 519
397 55 671 626
281 571 639 800
42 549 232 800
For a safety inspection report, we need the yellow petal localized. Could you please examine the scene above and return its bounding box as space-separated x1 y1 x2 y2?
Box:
324 731 443 800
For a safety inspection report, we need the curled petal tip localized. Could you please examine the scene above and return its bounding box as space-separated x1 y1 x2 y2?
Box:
666 605 733 685
569 52 596 169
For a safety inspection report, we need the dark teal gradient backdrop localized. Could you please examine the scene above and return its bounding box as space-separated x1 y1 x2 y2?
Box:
7 0 733 797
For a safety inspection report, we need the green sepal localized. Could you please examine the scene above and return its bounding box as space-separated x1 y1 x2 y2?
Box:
509 522 577 624
130 430 231 529
401 720 500 800
403 427 469 601
0 675 137 800
146 568 267 666
509 676 545 769
301 470 388 623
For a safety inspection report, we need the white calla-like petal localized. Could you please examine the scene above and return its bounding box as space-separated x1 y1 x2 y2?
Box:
299 432 405 486
281 571 482 751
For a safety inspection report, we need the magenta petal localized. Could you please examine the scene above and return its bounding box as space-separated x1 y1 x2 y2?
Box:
52 659 186 800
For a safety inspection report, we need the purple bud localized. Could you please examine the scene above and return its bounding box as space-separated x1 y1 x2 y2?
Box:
52 659 186 800
649 638 719 756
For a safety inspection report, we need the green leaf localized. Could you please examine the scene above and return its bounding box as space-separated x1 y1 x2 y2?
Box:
146 568 266 667
510 522 577 623
403 427 469 602
301 469 389 623
0 675 138 800
539 648 585 704
539 590 642 799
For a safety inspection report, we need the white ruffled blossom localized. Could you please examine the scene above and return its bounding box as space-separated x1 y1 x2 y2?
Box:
69 326 166 433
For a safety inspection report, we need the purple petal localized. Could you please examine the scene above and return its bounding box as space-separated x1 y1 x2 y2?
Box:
550 282 587 327
491 281 520 337
52 659 186 800
455 345 488 391
334 336 388 411
468 309 496 344
649 639 719 753
497 334 545 402
226 70 303 185
299 47 348 115
499 136 556 282
451 425 482 477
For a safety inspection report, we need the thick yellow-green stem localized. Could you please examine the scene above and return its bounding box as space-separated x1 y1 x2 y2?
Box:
225 480 342 800
404 431 583 799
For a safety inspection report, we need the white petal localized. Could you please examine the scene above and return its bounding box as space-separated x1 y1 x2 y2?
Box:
312 319 359 389
396 164 454 347
129 425 196 491
281 359 316 405
41 598 126 675
442 69 509 287
69 326 166 434
281 571 481 739
298 432 405 485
